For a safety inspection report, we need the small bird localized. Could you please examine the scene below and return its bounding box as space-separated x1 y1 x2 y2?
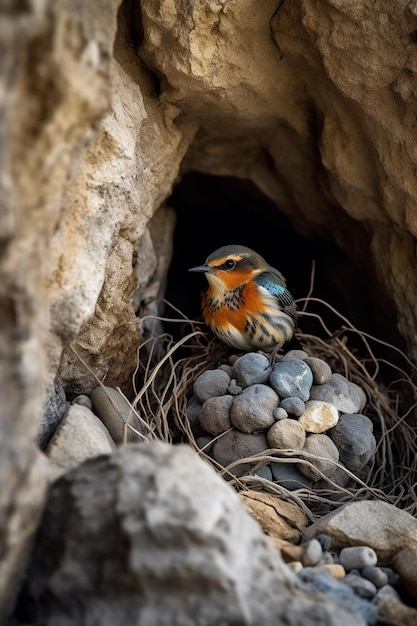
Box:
189 244 298 352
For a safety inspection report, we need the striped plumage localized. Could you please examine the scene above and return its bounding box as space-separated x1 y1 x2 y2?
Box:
189 244 298 352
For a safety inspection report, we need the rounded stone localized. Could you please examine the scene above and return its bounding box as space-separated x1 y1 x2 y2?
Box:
196 436 215 454
90 385 147 444
339 546 378 571
211 430 269 477
316 564 346 579
71 394 93 410
253 464 273 481
281 350 309 361
198 395 233 436
298 434 339 481
270 462 313 491
392 546 417 600
303 357 332 384
301 539 323 567
361 566 389 588
269 360 313 401
273 407 288 420
328 413 376 472
309 373 363 414
267 419 306 451
316 534 332 552
344 573 378 599
192 369 231 403
280 396 305 417
230 384 278 434
298 400 339 433
232 353 272 388
186 397 206 436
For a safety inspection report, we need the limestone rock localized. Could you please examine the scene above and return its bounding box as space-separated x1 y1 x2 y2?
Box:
303 501 417 565
298 400 339 433
19 442 363 625
239 490 307 544
45 404 116 474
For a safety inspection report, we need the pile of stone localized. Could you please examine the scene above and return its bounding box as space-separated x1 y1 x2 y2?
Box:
187 349 377 489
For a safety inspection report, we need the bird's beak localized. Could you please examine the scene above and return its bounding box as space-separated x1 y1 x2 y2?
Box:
188 264 211 273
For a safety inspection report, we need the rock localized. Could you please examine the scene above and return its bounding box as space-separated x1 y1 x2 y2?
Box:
298 400 339 433
19 442 363 625
253 464 273 481
270 462 314 491
90 386 148 445
273 407 289 420
280 396 306 417
343 573 377 599
316 534 333 552
230 384 278 433
302 501 417 564
198 395 233 435
303 357 333 384
281 350 310 361
361 567 389 589
71 394 93 410
267 419 306 450
298 568 378 624
39 378 68 450
186 397 206 435
192 369 231 403
374 585 417 626
45 404 116 473
232 352 272 388
302 539 323 567
309 374 364 414
196 436 215 454
316 564 346 579
269 360 313 401
239 490 307 544
339 546 378 571
328 414 376 472
392 546 417 601
298 434 339 481
211 430 269 477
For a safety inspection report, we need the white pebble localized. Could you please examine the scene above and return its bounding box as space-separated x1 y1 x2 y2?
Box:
339 546 378 571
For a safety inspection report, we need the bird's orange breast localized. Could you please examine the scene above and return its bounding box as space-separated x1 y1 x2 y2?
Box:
202 280 267 332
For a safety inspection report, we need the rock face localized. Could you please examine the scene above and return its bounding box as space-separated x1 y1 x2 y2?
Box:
19 442 363 626
2 0 417 620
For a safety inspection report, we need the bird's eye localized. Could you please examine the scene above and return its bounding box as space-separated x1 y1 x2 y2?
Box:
223 259 236 270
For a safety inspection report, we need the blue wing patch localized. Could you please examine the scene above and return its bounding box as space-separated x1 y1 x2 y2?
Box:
254 271 296 309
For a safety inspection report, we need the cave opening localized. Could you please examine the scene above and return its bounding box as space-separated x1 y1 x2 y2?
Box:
164 171 405 376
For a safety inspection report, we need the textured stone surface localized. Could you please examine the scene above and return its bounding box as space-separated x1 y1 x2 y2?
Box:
90 385 148 445
18 442 362 625
328 414 376 472
299 434 340 481
45 404 116 473
230 384 278 433
303 501 417 565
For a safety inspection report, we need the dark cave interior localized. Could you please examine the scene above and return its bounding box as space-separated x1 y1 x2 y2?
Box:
165 171 404 367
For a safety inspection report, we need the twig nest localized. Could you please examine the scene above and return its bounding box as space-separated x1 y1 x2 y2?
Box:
186 347 376 489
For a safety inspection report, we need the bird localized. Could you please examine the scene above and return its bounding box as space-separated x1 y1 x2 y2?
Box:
189 244 298 352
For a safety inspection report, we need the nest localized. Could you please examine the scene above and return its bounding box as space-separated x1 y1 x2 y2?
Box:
120 290 417 524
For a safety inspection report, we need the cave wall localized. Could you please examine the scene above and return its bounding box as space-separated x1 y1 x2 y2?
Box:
1 0 417 618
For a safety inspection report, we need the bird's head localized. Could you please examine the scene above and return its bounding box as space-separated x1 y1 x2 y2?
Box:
189 245 267 291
